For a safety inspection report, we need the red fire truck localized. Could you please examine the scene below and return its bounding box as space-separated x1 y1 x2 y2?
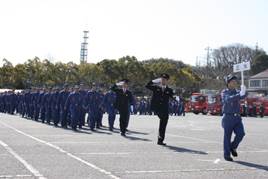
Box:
258 96 268 116
207 94 222 115
190 93 208 115
238 89 268 117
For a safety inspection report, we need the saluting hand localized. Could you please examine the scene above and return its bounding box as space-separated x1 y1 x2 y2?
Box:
152 78 161 84
116 81 124 86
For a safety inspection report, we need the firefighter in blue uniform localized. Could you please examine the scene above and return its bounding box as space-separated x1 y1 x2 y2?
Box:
78 84 87 128
21 91 26 117
65 85 81 131
29 89 35 119
33 88 40 121
102 89 117 131
0 93 3 112
221 74 247 161
139 98 146 115
97 90 105 127
44 88 52 124
84 84 103 131
40 88 47 123
58 84 69 128
51 87 60 127
9 90 17 114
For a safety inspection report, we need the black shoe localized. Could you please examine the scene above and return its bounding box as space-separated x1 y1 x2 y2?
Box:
109 128 113 132
157 141 166 146
121 133 126 137
224 156 233 162
231 148 238 157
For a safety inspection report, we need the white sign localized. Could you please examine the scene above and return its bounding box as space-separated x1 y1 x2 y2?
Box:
233 61 251 73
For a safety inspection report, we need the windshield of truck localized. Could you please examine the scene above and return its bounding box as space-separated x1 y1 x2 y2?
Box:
208 96 216 104
191 95 205 102
191 96 198 102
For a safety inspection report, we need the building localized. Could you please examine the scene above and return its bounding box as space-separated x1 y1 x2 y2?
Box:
249 69 268 90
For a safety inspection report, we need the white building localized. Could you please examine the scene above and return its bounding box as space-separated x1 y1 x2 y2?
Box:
249 69 268 90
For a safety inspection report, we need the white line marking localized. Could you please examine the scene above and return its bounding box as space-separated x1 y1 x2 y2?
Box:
0 121 120 179
78 152 130 155
0 140 46 179
50 141 215 144
76 150 268 156
0 175 12 178
197 159 215 162
214 158 221 164
16 175 33 177
122 167 257 174
207 150 268 154
0 174 32 178
51 141 141 144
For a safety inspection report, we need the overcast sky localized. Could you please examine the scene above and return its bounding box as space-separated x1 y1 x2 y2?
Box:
0 0 267 66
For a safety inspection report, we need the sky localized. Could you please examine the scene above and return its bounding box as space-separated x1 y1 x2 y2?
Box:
0 0 268 66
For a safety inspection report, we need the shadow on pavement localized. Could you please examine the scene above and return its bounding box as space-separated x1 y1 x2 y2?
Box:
235 161 268 171
165 145 208 155
126 130 149 135
123 135 151 142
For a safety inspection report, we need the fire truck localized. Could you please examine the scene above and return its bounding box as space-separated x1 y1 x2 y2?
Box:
258 96 268 116
235 89 268 117
190 93 208 115
207 94 222 115
184 99 191 112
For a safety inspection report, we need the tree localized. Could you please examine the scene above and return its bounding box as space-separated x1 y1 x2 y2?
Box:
78 63 104 86
211 44 260 79
0 59 14 88
251 53 268 75
97 59 120 83
13 64 27 89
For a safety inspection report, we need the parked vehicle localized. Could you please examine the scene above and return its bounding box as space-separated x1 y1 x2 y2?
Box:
190 93 208 115
207 94 222 115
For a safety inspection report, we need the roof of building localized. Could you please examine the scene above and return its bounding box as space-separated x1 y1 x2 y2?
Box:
250 69 268 79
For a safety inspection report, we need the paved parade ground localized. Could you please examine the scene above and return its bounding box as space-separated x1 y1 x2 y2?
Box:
0 113 267 179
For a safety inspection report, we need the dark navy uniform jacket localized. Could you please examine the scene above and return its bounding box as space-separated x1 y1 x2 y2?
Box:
111 85 134 112
221 88 247 114
145 81 175 113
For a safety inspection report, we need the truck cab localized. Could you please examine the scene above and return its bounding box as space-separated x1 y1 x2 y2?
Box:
190 93 208 115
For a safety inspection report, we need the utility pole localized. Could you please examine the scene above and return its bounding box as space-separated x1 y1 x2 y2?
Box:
195 56 200 67
205 46 212 67
255 42 259 51
80 30 89 64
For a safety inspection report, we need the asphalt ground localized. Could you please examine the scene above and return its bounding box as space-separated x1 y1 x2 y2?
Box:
0 113 267 179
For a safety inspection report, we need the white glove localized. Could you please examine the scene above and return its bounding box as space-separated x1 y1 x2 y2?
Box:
130 105 134 113
152 78 161 83
116 81 124 86
240 85 246 96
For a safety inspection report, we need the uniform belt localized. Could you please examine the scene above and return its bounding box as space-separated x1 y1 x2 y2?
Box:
224 113 240 116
